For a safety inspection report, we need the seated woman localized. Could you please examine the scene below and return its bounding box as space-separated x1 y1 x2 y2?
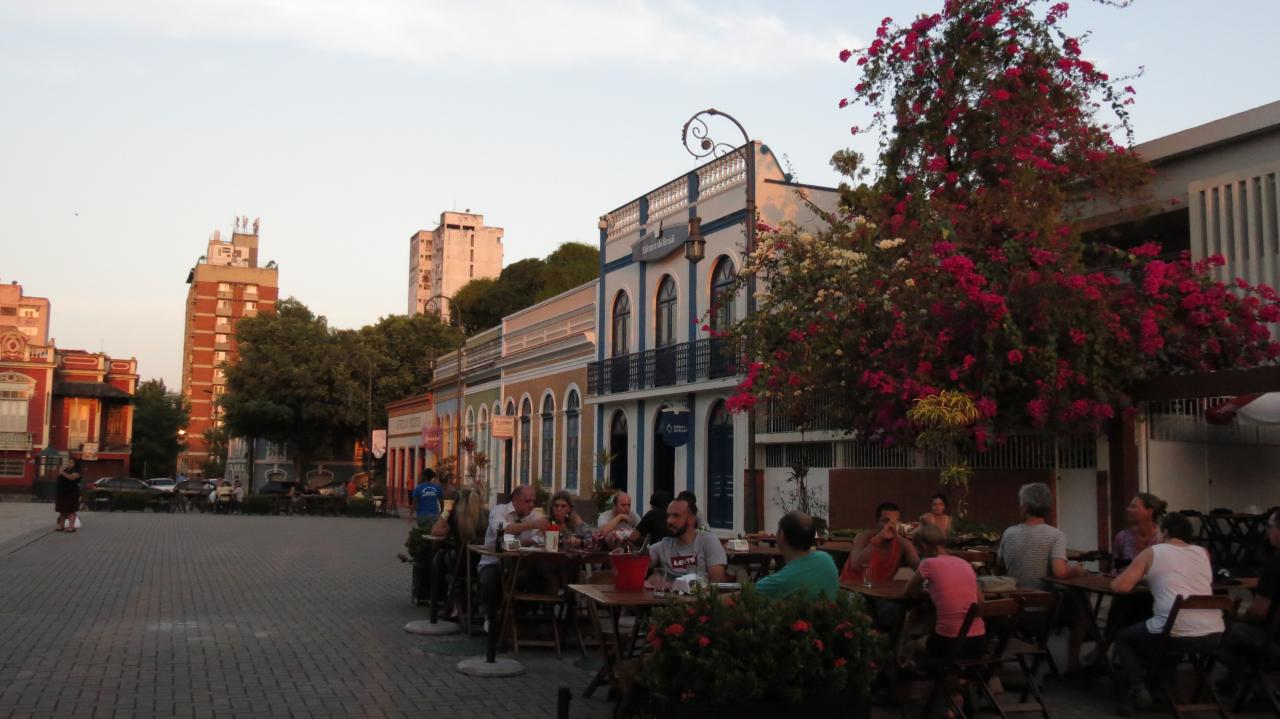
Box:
919 493 953 538
429 487 486 619
906 524 985 659
546 490 594 548
1112 493 1165 570
905 524 985 709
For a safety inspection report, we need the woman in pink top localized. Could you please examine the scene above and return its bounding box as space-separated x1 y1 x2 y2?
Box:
906 524 986 659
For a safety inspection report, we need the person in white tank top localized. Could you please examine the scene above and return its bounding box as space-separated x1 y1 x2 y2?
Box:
1109 513 1225 715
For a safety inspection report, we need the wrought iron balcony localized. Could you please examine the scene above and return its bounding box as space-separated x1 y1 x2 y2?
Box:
587 338 736 396
0 432 32 451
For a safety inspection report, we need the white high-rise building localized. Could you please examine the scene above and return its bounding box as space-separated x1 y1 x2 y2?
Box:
408 210 504 321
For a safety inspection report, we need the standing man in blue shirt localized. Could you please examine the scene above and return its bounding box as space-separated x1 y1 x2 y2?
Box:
411 468 442 528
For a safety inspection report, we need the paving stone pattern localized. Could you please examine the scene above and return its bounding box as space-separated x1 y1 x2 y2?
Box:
0 508 612 718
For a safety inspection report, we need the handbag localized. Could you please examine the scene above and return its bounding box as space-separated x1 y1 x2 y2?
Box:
73 515 83 530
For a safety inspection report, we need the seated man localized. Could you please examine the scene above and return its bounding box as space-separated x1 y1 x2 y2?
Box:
996 482 1092 674
1110 512 1224 716
648 497 727 584
596 492 641 547
637 491 672 546
755 511 838 601
478 485 549 631
840 501 921 584
1219 510 1280 698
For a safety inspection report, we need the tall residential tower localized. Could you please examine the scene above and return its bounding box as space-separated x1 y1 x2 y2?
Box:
178 218 278 477
408 210 503 321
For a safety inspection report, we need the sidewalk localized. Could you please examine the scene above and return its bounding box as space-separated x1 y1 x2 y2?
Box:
0 500 54 551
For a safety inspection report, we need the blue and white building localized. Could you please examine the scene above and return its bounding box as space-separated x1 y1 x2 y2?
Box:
587 143 838 534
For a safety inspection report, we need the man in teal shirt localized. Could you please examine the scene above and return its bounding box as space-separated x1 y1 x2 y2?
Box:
755 511 839 600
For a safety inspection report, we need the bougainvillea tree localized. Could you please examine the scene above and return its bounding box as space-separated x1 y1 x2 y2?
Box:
723 0 1280 450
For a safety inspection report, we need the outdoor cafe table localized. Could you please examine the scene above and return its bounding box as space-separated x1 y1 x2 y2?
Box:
1041 573 1259 659
569 584 680 699
724 542 784 580
841 578 1050 602
465 545 613 661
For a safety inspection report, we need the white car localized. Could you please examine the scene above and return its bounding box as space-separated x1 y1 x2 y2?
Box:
146 478 178 493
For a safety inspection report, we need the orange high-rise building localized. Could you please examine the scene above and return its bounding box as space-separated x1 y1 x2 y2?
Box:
178 218 279 476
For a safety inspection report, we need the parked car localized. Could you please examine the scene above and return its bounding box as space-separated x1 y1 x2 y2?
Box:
147 477 178 493
174 479 215 495
87 477 167 510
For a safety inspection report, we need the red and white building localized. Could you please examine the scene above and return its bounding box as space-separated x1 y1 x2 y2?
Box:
0 281 138 494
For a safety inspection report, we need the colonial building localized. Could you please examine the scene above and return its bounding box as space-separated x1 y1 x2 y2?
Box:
492 281 596 502
0 281 51 345
588 144 838 533
1 344 137 492
178 219 279 477
386 393 432 508
408 211 504 321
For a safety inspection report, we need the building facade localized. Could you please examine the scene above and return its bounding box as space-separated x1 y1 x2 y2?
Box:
492 282 596 503
0 281 51 346
408 211 504 321
178 221 279 476
588 144 838 534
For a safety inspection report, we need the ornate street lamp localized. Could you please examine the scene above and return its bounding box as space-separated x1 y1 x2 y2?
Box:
683 216 705 264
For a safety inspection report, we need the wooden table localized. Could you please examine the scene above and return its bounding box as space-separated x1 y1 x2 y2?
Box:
570 584 679 699
841 578 1049 602
725 542 784 580
466 546 616 661
1042 573 1258 660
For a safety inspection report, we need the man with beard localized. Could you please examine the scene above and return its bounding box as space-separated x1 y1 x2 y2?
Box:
648 497 727 583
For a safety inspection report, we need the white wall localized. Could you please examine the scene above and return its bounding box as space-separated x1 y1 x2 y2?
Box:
763 466 831 532
1056 468 1098 551
1147 439 1280 512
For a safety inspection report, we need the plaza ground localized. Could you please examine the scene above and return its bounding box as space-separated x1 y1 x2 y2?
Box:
0 504 611 719
0 503 1270 718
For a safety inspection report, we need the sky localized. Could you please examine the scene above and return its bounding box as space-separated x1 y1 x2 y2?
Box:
2 0 1279 390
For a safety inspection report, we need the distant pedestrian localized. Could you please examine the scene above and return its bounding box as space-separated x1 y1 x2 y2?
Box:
411 468 443 529
55 459 84 532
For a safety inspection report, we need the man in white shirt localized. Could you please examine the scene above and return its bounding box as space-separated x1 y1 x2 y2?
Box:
479 485 548 633
596 492 640 547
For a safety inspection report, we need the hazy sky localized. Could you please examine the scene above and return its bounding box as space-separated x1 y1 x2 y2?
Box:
3 0 1278 389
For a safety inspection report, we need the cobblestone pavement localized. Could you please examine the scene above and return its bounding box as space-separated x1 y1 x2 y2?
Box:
0 507 612 719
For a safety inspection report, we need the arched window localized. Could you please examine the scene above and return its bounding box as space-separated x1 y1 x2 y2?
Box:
540 394 555 486
564 390 581 492
519 397 532 485
465 407 475 439
609 410 628 492
710 257 736 332
655 276 677 348
612 292 631 356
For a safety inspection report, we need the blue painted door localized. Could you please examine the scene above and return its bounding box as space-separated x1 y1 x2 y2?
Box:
707 402 734 530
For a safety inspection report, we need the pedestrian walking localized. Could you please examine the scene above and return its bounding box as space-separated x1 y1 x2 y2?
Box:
55 459 84 532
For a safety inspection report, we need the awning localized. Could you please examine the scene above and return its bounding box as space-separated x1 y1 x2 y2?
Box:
53 381 134 401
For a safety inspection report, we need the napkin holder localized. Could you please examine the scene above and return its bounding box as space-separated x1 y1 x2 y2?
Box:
672 574 705 595
727 539 750 551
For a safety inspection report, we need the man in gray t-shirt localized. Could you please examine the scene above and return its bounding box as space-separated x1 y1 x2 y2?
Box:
648 498 727 582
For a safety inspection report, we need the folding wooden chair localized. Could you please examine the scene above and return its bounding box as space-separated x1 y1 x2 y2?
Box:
1149 594 1238 719
1008 591 1062 683
923 598 1023 719
1234 596 1280 716
504 552 579 658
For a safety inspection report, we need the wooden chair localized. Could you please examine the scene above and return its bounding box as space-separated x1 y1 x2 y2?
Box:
1149 594 1238 719
922 598 1022 719
1008 591 1062 683
1233 596 1280 716
504 553 579 658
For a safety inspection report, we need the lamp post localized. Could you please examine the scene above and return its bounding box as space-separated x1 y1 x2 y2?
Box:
426 294 467 483
680 108 760 533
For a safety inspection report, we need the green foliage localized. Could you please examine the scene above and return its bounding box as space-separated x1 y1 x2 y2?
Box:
538 242 600 301
405 525 433 561
641 584 883 705
201 425 227 479
345 497 376 517
354 312 462 429
453 244 599 334
222 298 365 466
129 379 189 477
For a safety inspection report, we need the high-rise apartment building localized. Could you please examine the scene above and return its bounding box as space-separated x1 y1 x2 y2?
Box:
0 281 51 346
178 218 279 476
408 210 503 321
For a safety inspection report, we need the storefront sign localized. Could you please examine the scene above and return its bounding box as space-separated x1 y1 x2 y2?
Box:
371 430 387 459
659 409 690 447
491 416 515 439
423 424 442 453
631 224 689 263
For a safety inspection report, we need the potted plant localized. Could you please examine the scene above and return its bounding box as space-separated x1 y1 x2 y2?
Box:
641 584 882 717
592 449 617 512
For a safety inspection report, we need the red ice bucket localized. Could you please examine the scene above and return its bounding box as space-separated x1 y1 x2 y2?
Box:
610 554 649 592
